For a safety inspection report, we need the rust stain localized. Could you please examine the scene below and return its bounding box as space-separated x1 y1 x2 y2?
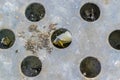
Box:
0 14 3 20
104 0 109 4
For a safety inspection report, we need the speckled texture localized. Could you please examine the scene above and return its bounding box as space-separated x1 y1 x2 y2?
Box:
0 0 120 80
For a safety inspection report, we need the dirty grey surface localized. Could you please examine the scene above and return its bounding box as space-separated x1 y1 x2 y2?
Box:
0 0 120 80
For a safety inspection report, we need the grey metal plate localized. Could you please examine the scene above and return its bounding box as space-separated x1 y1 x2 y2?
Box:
0 0 120 80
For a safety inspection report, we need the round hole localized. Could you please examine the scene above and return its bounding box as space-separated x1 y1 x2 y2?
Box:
25 3 45 22
21 56 42 77
51 28 72 49
109 30 120 50
80 3 100 22
80 57 101 78
0 29 15 49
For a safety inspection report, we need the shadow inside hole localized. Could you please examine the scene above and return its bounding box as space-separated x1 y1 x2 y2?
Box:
80 57 101 78
109 30 120 50
0 29 15 49
25 3 45 22
21 56 42 77
80 3 100 22
51 28 72 49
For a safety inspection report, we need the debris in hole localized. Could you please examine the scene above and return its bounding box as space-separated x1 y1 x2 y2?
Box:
84 8 95 21
51 28 72 48
80 3 100 22
1 36 12 46
23 23 57 53
53 31 72 47
0 29 15 49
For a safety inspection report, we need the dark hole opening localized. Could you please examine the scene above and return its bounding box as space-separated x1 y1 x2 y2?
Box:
80 3 100 22
21 56 42 77
80 56 101 78
51 28 72 49
109 30 120 50
0 29 15 49
25 3 45 22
